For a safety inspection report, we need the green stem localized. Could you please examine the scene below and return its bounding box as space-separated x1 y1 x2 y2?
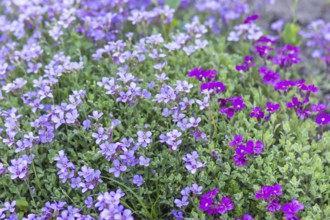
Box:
26 178 37 209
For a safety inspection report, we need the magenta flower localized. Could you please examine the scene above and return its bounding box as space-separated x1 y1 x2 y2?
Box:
256 184 283 212
315 113 330 125
219 196 234 212
266 102 280 113
229 134 243 147
282 199 304 218
274 80 295 91
236 56 255 72
266 201 281 212
255 186 273 200
286 97 301 109
232 97 246 111
233 152 246 166
259 66 280 85
243 14 260 24
220 107 235 118
250 106 265 120
310 104 326 113
188 68 217 80
199 188 234 215
253 141 264 154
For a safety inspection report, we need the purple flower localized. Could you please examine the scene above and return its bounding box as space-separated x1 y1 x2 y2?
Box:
243 14 260 24
286 97 301 109
3 201 16 213
8 158 28 180
183 151 204 174
71 177 81 188
65 110 79 124
255 186 273 200
255 184 282 204
82 119 91 130
232 97 246 111
188 117 201 128
218 196 234 213
84 196 93 208
88 111 103 120
253 141 264 154
266 201 281 212
240 214 253 220
266 102 280 113
199 188 234 215
244 141 254 154
236 56 255 72
164 129 182 150
172 210 183 220
229 134 243 147
250 107 265 120
315 113 330 125
196 97 209 110
233 152 246 166
282 199 304 218
271 19 285 31
272 184 283 196
132 175 143 187
274 80 295 91
99 142 117 161
310 104 326 113
139 156 150 167
92 127 108 144
137 130 152 147
174 196 189 208
190 184 203 195
109 159 127 178
259 66 280 85
181 187 191 197
39 126 55 144
0 162 6 175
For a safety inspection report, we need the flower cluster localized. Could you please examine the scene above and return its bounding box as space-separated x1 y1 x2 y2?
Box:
300 20 330 61
96 190 133 220
8 155 34 180
0 0 327 219
0 201 17 219
250 102 281 122
183 151 205 174
236 56 255 72
199 188 234 215
255 184 283 212
54 151 102 193
219 96 246 118
188 67 226 95
32 200 93 219
228 14 263 42
282 199 304 219
174 183 203 209
229 135 264 166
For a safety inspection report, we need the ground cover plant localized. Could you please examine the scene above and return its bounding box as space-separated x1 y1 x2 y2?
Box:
0 0 329 219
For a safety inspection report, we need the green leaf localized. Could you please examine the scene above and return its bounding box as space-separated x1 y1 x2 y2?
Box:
16 198 29 212
281 23 302 45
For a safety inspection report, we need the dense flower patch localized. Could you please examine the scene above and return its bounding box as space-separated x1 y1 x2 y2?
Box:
0 0 329 219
